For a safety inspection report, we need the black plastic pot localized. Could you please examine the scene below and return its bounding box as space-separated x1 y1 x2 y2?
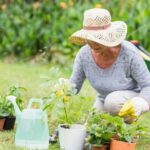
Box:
4 116 16 130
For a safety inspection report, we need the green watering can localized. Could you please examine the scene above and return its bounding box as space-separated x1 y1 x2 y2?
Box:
7 96 49 150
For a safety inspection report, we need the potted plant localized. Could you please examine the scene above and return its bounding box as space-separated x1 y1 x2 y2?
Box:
3 100 16 130
0 95 8 131
86 112 117 150
110 117 148 150
3 85 26 130
43 78 86 150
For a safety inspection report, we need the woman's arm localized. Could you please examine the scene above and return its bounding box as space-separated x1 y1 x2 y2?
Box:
70 49 86 94
130 48 150 106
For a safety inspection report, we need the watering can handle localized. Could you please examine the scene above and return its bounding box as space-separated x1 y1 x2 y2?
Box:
27 98 43 109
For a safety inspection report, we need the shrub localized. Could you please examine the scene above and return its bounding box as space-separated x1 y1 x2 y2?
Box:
0 0 149 62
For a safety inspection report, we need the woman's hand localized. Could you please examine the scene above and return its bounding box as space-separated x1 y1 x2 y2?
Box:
118 97 149 118
118 100 136 118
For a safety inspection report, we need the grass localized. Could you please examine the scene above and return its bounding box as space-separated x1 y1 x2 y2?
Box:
0 62 149 150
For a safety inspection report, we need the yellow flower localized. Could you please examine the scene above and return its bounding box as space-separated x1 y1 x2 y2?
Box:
32 2 40 10
60 2 68 9
56 90 64 97
1 4 7 11
69 0 74 7
95 4 102 8
63 96 69 102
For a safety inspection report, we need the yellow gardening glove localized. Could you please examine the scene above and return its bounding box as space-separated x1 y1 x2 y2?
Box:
119 97 149 121
118 100 137 118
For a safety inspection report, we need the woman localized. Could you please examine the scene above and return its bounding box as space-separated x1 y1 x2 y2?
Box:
69 8 150 119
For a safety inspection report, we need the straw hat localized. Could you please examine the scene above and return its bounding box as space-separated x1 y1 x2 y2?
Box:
69 8 127 47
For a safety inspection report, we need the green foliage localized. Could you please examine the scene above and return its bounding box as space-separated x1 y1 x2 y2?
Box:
41 67 93 126
0 1 52 59
43 77 77 125
113 118 149 143
0 0 81 61
0 95 8 117
0 0 149 62
86 112 149 146
86 112 116 146
6 85 26 116
0 85 26 116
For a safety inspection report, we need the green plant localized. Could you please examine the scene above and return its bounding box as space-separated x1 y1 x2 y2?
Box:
0 95 9 118
0 85 26 117
41 67 94 127
86 111 149 146
43 78 77 125
7 85 26 109
113 117 149 143
86 112 116 147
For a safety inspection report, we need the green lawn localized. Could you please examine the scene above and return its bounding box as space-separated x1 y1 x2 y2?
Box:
0 62 149 150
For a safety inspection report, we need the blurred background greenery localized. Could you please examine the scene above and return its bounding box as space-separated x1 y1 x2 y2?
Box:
0 0 150 64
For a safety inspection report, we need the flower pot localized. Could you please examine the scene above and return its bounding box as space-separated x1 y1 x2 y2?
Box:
0 118 5 131
4 116 16 130
58 124 86 150
110 139 136 150
92 145 109 150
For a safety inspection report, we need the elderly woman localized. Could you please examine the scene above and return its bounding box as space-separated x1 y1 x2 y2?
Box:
69 8 150 120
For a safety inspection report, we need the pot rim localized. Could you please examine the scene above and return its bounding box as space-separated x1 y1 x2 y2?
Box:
111 139 136 144
5 116 16 118
59 124 86 130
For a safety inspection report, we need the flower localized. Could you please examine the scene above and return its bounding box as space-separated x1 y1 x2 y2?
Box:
95 4 102 8
52 78 76 124
52 78 76 104
32 2 40 10
56 90 64 97
69 0 74 7
1 4 7 11
64 95 69 102
60 2 68 9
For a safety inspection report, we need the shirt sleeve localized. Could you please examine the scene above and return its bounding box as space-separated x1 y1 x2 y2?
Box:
70 49 86 94
130 49 150 103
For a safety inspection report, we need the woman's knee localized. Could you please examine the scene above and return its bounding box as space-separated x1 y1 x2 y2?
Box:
94 90 139 115
104 91 127 115
104 90 139 115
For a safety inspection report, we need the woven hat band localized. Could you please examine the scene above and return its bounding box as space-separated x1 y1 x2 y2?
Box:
83 24 111 30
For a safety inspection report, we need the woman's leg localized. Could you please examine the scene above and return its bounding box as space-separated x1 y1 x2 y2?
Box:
93 97 105 112
104 90 139 115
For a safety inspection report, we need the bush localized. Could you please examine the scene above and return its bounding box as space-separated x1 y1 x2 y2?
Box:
0 0 149 62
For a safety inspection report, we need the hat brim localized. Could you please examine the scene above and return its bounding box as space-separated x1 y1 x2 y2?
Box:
69 21 127 47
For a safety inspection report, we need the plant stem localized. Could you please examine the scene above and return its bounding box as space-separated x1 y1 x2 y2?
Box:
63 98 69 124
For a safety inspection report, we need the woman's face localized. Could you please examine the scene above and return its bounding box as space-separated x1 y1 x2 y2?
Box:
86 40 108 52
86 40 120 53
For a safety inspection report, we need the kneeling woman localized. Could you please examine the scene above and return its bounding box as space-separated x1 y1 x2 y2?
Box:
69 8 150 120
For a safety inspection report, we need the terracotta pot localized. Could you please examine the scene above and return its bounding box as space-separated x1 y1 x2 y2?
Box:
0 118 5 131
92 145 108 150
110 139 136 150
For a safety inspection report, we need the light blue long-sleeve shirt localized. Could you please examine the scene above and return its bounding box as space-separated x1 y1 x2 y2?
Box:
70 41 150 102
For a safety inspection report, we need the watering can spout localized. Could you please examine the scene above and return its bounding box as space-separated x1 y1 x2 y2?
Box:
7 95 21 119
